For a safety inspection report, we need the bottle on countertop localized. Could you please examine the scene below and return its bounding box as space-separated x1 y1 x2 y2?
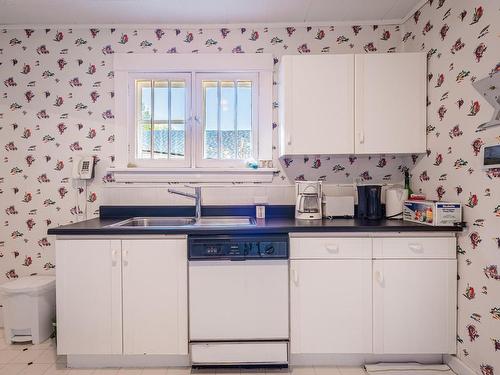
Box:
404 170 414 197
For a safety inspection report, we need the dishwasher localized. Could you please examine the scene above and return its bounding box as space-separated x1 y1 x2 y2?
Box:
188 234 289 368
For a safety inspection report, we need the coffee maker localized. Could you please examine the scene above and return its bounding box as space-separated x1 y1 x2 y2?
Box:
295 181 322 220
357 184 383 220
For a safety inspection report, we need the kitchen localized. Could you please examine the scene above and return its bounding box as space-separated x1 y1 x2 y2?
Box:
0 0 499 375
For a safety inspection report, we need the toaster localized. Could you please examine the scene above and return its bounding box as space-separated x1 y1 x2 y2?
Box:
323 196 355 218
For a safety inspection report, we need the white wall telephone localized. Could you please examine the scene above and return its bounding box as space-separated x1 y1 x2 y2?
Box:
72 156 95 180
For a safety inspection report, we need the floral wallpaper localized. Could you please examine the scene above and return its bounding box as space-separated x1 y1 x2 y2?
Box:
0 22 406 283
401 1 500 374
2 2 498 370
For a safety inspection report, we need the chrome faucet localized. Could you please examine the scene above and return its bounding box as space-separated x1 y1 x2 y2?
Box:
167 186 202 220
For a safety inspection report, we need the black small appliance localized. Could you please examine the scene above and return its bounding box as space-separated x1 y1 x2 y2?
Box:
357 185 383 220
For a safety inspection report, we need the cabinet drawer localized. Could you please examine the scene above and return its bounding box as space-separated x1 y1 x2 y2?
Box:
290 237 371 259
191 342 288 365
373 237 456 259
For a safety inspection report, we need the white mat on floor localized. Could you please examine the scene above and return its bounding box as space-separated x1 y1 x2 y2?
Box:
365 363 456 375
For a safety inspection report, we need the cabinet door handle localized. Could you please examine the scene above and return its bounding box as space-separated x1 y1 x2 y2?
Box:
123 249 129 267
291 269 299 286
111 249 118 267
358 130 365 144
287 134 292 146
408 243 423 252
325 244 339 253
375 270 384 284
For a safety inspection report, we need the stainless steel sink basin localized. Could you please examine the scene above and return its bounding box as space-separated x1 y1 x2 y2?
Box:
195 216 256 226
109 217 196 228
108 216 255 228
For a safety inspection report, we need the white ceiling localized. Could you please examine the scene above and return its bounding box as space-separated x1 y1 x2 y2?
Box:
0 0 421 26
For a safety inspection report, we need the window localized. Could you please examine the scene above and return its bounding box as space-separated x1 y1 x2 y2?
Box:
132 73 191 167
130 72 257 168
196 73 258 167
114 53 274 180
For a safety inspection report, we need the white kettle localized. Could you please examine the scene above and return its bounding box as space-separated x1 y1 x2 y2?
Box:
385 187 409 219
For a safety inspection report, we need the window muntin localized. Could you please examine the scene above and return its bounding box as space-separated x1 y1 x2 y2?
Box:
134 76 189 165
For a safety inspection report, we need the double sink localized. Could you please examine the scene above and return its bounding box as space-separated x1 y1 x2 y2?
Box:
107 216 256 229
108 187 256 229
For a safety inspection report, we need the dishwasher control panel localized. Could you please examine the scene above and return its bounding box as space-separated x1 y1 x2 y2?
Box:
188 235 288 260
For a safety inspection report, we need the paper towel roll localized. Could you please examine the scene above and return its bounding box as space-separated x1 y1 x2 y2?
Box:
385 188 409 219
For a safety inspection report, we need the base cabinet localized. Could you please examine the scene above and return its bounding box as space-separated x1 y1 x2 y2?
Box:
56 237 188 356
56 239 122 355
290 259 372 353
58 233 456 359
289 234 457 356
373 259 457 354
122 239 188 355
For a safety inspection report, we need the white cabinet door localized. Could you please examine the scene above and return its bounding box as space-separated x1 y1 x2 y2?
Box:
279 54 355 156
122 238 188 355
355 53 426 154
56 239 122 355
290 259 372 354
373 259 457 354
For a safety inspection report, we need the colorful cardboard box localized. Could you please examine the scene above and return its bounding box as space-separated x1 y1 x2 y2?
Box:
403 200 462 226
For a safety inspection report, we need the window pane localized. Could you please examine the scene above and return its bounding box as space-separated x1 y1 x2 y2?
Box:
170 81 186 159
236 81 252 159
202 78 254 162
220 81 236 159
135 78 187 161
203 81 219 159
137 80 152 159
153 81 169 159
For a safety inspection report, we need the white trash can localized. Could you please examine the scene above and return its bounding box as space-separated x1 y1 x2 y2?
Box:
0 276 56 344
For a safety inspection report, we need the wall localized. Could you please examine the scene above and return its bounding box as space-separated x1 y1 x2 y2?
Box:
1 5 499 371
0 23 407 282
401 1 500 374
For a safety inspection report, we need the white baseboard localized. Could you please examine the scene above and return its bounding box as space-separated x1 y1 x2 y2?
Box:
67 354 189 368
67 353 458 369
444 355 477 375
291 354 444 367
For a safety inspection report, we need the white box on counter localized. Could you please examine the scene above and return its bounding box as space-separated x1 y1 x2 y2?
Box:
323 196 355 218
403 200 462 226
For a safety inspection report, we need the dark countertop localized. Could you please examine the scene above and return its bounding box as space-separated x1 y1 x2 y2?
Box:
48 205 463 236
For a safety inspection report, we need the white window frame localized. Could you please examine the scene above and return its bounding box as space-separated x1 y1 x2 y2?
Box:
195 72 259 168
129 72 192 168
113 54 274 182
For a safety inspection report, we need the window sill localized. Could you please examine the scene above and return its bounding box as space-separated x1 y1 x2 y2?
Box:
108 167 278 183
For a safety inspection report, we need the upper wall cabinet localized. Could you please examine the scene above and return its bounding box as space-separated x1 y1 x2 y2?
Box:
279 53 426 157
354 53 427 154
279 54 355 156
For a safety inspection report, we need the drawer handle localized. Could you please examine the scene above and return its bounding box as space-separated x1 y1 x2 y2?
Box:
325 244 339 253
375 270 384 284
408 243 423 252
